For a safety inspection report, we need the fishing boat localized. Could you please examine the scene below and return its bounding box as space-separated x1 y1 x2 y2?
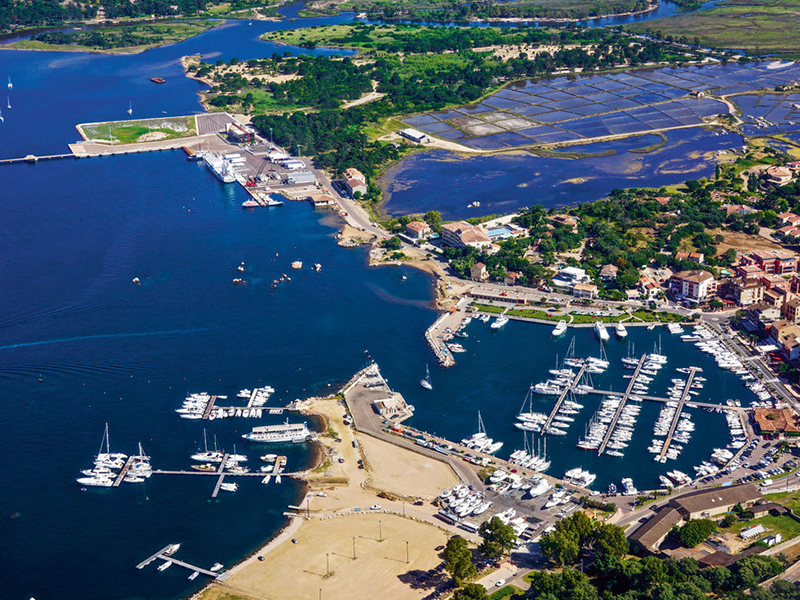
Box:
420 364 433 390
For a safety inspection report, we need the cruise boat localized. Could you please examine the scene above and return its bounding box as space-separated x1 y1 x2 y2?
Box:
242 420 312 443
615 324 628 339
490 315 509 330
203 152 236 184
593 322 610 342
552 320 567 337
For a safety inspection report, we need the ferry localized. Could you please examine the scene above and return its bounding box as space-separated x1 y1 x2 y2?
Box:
242 420 312 443
203 152 236 184
490 315 509 330
552 320 567 336
593 321 610 342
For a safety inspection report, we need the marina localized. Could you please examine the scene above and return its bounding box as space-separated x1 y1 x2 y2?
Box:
136 544 228 581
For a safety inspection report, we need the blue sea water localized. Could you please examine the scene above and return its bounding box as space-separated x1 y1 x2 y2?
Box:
0 11 761 600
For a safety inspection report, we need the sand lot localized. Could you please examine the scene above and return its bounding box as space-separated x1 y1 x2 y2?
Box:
359 434 457 500
201 513 448 600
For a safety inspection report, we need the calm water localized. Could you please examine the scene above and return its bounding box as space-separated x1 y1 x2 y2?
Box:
0 11 757 600
379 128 742 219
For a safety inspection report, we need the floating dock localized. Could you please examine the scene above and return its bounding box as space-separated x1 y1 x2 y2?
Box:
113 456 136 487
657 368 699 462
542 364 588 431
596 355 647 456
136 544 227 581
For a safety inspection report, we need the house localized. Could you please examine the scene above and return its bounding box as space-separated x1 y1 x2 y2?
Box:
639 276 661 300
730 277 765 307
735 264 764 280
372 397 407 417
654 196 671 207
743 250 797 275
778 212 800 226
552 267 589 289
440 221 492 249
762 273 789 291
343 167 367 197
745 304 781 333
504 271 522 286
572 283 598 299
405 221 431 240
599 264 619 283
308 194 335 208
669 484 762 520
753 407 800 435
549 214 579 232
675 252 704 264
778 226 800 238
670 270 717 302
770 320 800 360
792 273 800 295
399 128 428 144
628 507 684 553
470 262 489 282
764 288 788 309
766 165 793 186
722 204 758 217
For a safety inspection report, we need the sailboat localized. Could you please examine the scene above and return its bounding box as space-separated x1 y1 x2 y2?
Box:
420 364 432 390
127 101 132 115
191 429 224 463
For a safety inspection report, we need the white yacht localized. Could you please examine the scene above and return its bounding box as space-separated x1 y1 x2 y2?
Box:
615 324 628 339
620 477 638 496
552 320 567 336
490 315 509 330
593 322 610 342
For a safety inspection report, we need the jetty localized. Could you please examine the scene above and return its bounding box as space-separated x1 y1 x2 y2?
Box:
201 395 218 419
0 154 73 164
657 368 699 462
542 364 588 431
597 355 646 456
136 544 227 581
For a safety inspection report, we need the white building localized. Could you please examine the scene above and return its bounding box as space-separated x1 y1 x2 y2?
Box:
552 267 589 289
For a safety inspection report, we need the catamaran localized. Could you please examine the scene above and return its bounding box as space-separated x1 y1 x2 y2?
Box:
420 364 433 390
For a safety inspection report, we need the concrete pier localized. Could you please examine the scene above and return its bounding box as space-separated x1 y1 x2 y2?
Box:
542 364 588 432
656 368 699 462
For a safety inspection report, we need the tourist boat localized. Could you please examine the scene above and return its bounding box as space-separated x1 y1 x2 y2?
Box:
150 77 166 84
242 420 312 443
593 321 610 342
615 324 628 339
552 320 567 337
490 315 509 330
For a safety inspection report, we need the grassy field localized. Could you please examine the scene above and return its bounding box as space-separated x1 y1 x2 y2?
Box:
8 20 218 54
80 116 196 144
490 585 525 600
729 513 800 543
471 303 507 314
626 0 800 57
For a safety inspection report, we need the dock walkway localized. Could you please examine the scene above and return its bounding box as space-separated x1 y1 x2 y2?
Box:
136 545 225 580
597 355 646 456
542 365 587 431
113 456 136 487
657 368 698 462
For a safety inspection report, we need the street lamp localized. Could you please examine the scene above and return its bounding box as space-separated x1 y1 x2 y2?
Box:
406 540 409 564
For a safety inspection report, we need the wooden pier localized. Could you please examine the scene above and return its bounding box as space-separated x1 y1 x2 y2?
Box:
210 453 230 499
136 544 225 580
542 364 587 432
657 368 699 462
597 355 646 456
113 456 136 487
